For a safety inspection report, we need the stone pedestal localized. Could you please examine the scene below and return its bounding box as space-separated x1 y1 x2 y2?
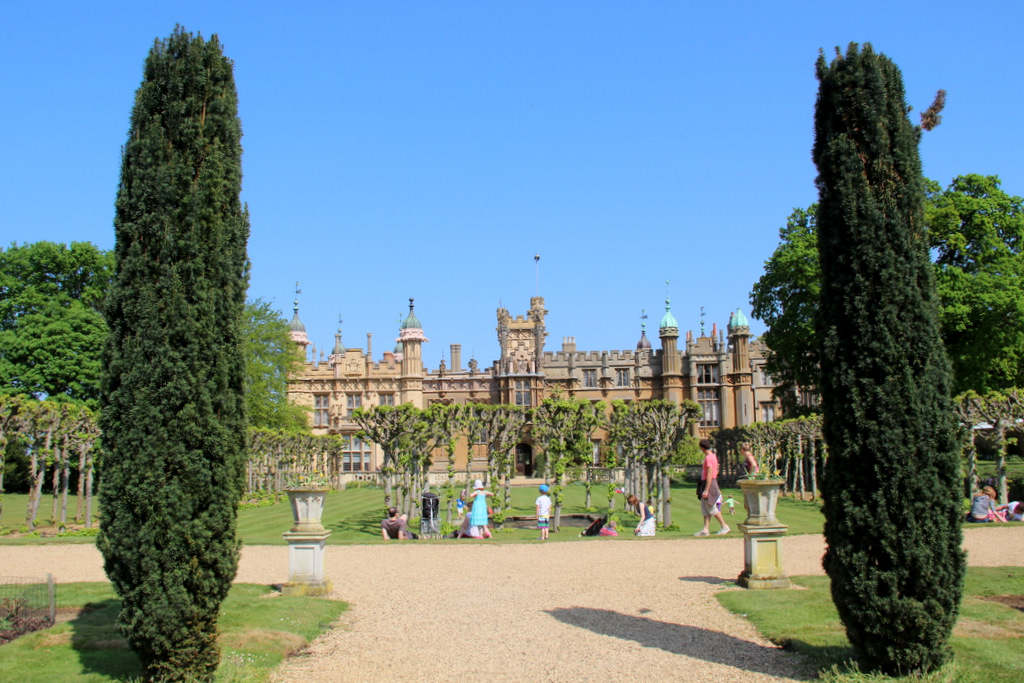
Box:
282 530 333 596
282 488 332 596
736 479 790 589
736 523 791 589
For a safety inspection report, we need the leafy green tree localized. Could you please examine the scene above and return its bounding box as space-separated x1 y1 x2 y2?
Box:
466 404 528 526
243 299 308 432
813 43 963 674
98 27 250 682
353 403 423 510
928 175 1024 394
749 206 820 413
0 241 113 406
530 397 604 530
752 176 1024 401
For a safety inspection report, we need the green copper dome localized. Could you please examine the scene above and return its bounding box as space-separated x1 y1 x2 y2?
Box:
401 298 422 330
659 298 678 330
730 308 749 328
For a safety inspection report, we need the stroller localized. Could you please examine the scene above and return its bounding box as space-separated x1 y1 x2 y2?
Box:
581 516 606 537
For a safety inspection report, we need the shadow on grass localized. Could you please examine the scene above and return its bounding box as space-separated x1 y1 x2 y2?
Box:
68 599 143 680
779 639 856 671
326 512 382 536
544 606 810 676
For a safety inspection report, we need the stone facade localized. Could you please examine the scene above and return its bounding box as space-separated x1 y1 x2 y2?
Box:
286 295 780 476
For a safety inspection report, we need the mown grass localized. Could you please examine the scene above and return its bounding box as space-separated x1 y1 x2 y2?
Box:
3 480 1020 547
0 582 347 682
717 567 1024 683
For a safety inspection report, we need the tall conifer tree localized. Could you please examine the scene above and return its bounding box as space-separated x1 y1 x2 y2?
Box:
813 44 963 674
99 27 249 681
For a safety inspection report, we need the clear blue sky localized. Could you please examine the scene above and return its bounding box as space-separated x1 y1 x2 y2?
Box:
3 2 1022 370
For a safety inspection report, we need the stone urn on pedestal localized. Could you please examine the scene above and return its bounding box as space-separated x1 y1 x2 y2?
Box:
282 487 332 596
737 479 791 589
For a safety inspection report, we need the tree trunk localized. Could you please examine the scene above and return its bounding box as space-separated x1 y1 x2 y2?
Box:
85 445 95 528
661 469 672 527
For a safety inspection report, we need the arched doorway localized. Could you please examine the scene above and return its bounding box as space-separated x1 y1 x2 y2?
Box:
515 443 533 477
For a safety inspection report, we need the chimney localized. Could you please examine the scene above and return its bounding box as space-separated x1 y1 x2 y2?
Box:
450 344 462 372
562 336 577 353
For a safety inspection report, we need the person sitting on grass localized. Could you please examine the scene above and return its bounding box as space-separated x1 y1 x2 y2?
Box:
966 486 1000 523
997 500 1024 522
381 507 416 539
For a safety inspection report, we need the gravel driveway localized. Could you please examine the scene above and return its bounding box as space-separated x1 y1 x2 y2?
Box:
3 527 1021 682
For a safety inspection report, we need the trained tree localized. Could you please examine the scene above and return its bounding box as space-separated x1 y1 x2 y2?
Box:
813 43 963 674
98 27 250 681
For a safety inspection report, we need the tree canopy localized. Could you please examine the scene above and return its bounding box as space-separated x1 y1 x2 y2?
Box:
0 241 113 406
243 298 309 432
751 175 1024 400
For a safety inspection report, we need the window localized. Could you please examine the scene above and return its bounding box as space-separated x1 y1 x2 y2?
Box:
616 369 630 386
761 402 776 422
697 364 719 384
583 369 597 388
591 439 601 464
759 368 771 386
698 389 719 427
346 393 362 417
313 395 330 427
515 380 530 407
379 393 395 407
341 434 372 472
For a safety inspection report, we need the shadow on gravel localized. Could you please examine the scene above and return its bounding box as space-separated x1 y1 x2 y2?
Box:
678 576 731 585
544 607 805 677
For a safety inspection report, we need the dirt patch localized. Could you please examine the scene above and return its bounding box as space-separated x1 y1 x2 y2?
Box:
982 595 1024 612
220 629 307 656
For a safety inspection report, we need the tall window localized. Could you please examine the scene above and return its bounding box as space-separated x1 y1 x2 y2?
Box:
341 434 372 472
761 402 776 422
698 388 719 427
379 393 395 407
759 368 771 386
697 364 719 384
346 393 362 417
616 368 630 386
515 380 530 407
313 395 329 427
583 369 597 388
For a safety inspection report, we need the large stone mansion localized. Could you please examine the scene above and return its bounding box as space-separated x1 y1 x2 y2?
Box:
285 294 780 477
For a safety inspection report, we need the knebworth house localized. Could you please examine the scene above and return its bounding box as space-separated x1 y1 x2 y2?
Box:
285 293 781 480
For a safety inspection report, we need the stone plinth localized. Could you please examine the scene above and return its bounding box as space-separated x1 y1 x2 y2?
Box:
282 530 333 596
736 522 791 589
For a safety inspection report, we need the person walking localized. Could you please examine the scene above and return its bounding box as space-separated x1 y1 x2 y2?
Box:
695 438 730 536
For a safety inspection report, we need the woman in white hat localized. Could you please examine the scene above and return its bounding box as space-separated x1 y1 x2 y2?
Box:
467 478 495 538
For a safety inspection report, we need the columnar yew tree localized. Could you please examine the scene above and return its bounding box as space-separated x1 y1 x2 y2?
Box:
814 44 963 674
99 27 249 682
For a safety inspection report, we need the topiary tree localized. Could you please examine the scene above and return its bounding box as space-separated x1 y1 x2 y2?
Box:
98 27 250 681
813 43 963 674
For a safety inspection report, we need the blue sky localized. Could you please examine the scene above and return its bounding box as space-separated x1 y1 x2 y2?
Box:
3 2 1022 370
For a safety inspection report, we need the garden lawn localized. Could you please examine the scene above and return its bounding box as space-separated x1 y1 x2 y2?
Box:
0 582 347 683
6 483 1019 546
3 482 830 545
716 566 1024 683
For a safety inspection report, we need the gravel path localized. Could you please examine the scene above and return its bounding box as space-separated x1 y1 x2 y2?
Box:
3 527 1021 682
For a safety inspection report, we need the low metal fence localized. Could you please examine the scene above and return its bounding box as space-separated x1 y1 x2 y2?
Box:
0 575 56 645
